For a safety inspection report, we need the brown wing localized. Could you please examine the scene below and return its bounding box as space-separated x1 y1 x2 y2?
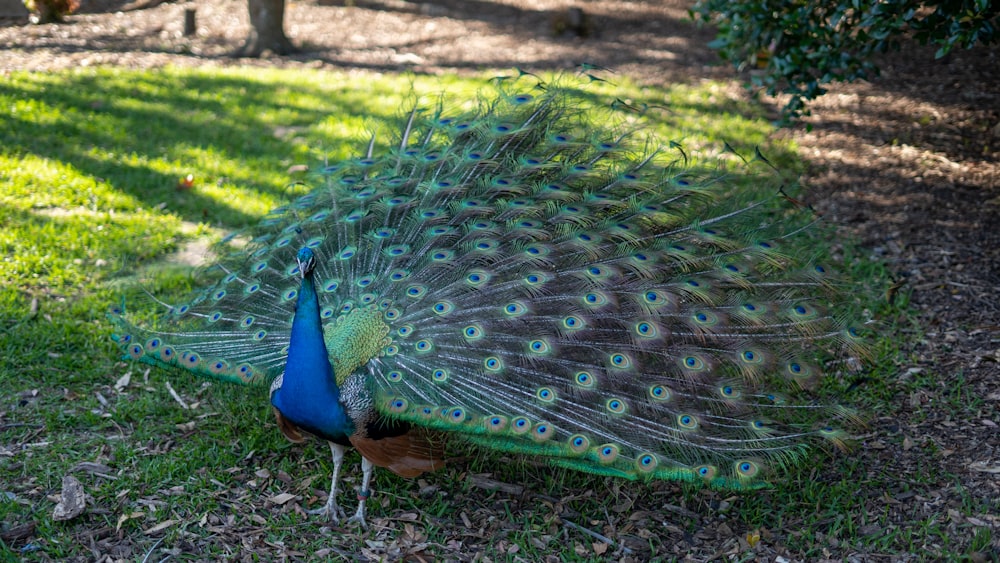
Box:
350 428 446 477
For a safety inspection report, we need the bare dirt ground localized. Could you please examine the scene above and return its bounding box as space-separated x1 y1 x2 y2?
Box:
2 0 998 560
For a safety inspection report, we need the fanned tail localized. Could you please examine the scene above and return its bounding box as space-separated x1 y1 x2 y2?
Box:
110 74 869 488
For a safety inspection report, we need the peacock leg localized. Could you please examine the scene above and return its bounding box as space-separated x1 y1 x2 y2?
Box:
346 456 374 529
308 441 347 522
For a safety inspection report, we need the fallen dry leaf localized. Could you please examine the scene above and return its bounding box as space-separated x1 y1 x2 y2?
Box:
114 372 131 391
72 461 114 477
117 511 145 532
968 461 1000 474
269 492 298 505
144 519 179 535
52 475 86 521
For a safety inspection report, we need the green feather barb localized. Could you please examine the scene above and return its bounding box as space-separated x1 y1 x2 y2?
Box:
110 74 868 492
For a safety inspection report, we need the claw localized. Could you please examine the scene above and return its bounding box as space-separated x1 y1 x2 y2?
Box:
307 495 347 523
346 511 367 529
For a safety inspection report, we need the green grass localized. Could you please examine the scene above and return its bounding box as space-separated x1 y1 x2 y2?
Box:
0 66 981 561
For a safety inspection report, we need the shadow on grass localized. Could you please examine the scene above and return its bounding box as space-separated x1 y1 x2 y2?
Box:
1 69 405 227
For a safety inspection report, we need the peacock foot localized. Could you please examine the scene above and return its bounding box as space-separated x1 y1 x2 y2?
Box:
344 488 370 529
346 511 367 529
307 496 347 523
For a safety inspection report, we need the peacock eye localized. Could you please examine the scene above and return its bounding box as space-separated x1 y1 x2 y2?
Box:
106 83 865 515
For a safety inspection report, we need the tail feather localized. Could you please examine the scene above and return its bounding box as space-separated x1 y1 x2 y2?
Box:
110 74 868 489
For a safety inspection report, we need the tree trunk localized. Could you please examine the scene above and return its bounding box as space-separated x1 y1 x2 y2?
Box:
236 0 295 57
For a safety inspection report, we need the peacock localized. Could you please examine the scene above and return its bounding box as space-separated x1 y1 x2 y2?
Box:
110 74 867 528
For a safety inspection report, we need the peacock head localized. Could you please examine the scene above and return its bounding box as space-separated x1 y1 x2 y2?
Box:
296 247 316 279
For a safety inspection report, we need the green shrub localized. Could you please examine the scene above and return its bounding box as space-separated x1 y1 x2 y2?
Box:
691 0 998 120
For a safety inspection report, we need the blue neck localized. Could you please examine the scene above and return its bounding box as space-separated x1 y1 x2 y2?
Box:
270 272 354 440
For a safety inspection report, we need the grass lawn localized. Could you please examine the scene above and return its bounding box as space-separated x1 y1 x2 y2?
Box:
0 66 965 561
